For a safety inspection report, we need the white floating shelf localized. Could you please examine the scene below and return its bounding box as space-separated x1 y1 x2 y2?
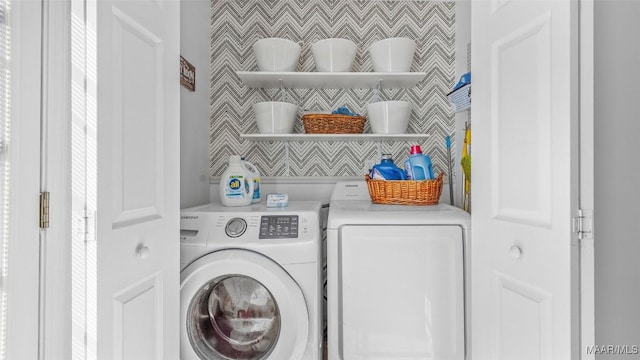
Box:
236 71 427 89
240 133 431 142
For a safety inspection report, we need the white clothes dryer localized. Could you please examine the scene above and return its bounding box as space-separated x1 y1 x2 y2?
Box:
326 181 470 360
180 201 322 360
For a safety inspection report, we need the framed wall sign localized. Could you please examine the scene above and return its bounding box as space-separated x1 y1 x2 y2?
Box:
180 55 195 91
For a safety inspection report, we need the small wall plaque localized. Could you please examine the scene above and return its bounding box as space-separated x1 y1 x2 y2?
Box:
180 55 195 91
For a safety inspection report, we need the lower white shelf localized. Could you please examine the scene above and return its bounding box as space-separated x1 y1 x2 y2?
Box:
240 133 431 142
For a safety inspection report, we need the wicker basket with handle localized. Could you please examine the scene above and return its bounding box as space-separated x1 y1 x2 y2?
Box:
302 113 366 134
365 173 443 205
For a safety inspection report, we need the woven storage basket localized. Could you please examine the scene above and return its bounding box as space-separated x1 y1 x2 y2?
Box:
365 173 443 205
302 113 366 134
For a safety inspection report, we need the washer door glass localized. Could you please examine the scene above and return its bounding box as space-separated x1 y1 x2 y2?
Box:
187 275 280 360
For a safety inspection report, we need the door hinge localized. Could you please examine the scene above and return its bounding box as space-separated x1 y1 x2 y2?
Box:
573 209 593 240
39 191 50 229
84 209 96 242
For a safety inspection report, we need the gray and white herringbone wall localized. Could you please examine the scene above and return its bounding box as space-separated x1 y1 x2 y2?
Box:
209 0 456 177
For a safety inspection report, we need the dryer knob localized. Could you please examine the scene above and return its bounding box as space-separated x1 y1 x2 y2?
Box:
225 217 248 238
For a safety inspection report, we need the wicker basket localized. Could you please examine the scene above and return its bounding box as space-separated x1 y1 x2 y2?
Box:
365 173 443 205
302 113 366 134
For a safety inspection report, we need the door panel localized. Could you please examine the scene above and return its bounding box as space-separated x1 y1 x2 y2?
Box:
491 13 552 227
493 272 552 359
113 274 162 360
472 0 579 359
95 0 179 358
110 7 164 227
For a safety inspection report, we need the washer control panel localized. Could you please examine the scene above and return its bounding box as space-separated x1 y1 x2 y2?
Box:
203 209 318 242
259 215 298 239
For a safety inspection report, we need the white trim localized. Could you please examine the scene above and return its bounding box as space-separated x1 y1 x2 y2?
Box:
454 0 471 210
5 0 42 359
579 0 595 358
40 0 73 359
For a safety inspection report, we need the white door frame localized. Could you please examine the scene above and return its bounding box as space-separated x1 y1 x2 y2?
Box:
579 0 595 357
7 0 74 358
5 0 42 358
39 0 73 358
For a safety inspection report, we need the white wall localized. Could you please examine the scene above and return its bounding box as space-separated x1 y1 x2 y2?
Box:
594 1 640 349
454 0 470 209
180 0 211 208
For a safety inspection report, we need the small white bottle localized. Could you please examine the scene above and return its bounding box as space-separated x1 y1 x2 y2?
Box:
242 159 261 204
219 155 254 207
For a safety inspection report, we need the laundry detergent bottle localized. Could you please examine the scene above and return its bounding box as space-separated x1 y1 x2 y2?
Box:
242 159 261 203
370 154 407 180
404 145 434 180
219 155 255 206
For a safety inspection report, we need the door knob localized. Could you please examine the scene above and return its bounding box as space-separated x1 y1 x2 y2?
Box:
509 245 523 259
136 243 150 259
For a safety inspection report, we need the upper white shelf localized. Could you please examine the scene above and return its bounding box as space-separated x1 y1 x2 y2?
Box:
240 133 431 142
236 71 427 89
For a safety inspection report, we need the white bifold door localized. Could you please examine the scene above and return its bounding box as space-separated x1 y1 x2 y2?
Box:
471 0 583 359
91 0 180 358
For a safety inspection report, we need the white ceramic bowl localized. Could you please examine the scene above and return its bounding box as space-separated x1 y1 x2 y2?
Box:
253 101 298 134
253 38 301 72
311 38 357 72
368 38 416 72
366 101 412 134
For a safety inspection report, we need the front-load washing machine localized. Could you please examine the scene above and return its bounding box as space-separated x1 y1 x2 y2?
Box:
180 201 322 360
326 181 470 360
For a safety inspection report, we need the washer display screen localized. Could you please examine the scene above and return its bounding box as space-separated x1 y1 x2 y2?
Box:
259 215 298 239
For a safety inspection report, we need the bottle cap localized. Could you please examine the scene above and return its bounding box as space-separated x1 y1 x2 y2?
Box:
410 145 423 154
381 153 392 160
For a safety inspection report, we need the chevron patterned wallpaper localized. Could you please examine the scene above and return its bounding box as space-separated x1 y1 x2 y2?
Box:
209 0 456 177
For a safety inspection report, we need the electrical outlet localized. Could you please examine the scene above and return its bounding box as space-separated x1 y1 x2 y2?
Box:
363 159 376 175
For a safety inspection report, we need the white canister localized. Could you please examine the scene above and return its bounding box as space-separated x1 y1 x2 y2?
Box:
242 159 261 203
219 155 254 207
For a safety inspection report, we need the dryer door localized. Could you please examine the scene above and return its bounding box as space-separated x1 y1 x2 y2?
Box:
180 250 309 360
333 225 465 360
